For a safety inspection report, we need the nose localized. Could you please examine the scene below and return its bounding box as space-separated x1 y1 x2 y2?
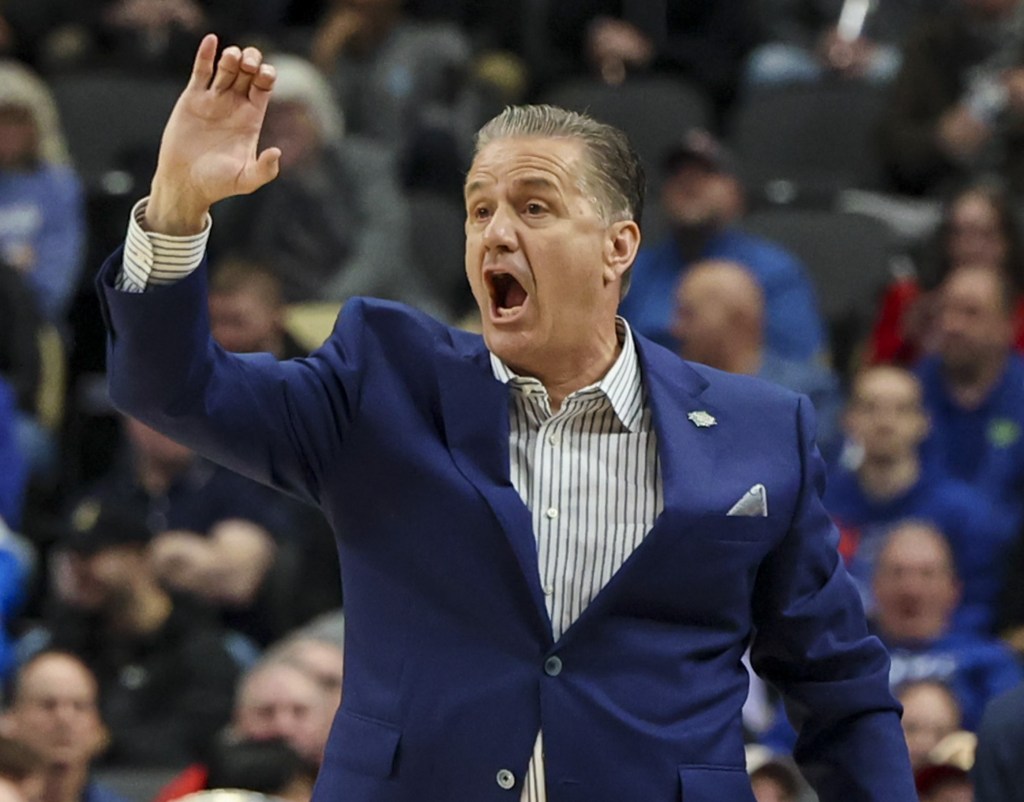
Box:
482 204 518 252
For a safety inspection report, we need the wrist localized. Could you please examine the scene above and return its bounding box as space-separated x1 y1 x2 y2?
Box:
144 178 210 236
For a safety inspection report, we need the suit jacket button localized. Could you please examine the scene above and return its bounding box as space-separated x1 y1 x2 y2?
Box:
496 769 516 790
544 656 563 676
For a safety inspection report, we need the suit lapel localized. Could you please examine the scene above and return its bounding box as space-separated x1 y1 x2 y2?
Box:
434 333 553 642
555 335 718 648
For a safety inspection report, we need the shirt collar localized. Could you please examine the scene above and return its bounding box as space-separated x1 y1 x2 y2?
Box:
489 317 645 432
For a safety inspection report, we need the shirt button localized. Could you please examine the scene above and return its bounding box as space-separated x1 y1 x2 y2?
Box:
496 769 516 790
545 507 558 520
543 583 554 596
544 656 563 677
547 432 560 446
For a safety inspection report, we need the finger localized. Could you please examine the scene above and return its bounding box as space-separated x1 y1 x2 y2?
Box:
232 46 263 98
211 45 242 93
187 32 218 90
250 147 281 189
249 63 276 110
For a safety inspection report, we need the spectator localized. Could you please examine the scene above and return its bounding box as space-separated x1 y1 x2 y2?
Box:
205 739 316 802
827 364 1015 633
619 128 826 362
973 680 1024 802
208 259 307 359
877 0 1024 197
917 264 1024 531
0 651 130 802
153 652 338 802
872 521 1023 730
744 0 938 88
209 53 439 314
868 180 1024 365
748 753 808 802
85 415 330 647
31 503 241 766
0 380 26 531
897 679 964 770
0 60 85 324
310 0 482 176
262 634 344 711
671 258 842 460
546 0 757 118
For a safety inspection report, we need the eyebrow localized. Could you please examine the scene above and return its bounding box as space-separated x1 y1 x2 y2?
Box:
464 175 562 198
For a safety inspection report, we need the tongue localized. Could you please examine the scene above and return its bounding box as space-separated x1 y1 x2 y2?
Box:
504 279 527 309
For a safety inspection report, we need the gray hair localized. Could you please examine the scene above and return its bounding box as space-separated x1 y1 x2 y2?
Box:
0 60 72 166
474 104 645 297
474 104 645 226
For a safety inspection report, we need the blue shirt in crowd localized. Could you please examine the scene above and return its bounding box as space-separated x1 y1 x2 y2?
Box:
917 353 1024 531
619 229 826 361
825 461 1017 635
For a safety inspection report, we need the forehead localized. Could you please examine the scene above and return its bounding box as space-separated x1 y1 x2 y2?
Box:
466 137 590 196
20 656 95 698
944 270 1002 305
854 368 920 403
243 664 321 704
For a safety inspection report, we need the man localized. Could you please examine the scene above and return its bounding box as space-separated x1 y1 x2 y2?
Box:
95 36 915 800
671 258 842 460
827 364 1014 633
0 651 128 802
871 522 1023 730
917 264 1024 529
35 503 240 766
877 0 1024 196
618 127 826 361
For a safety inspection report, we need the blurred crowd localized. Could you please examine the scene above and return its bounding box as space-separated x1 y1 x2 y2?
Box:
4 1 1024 801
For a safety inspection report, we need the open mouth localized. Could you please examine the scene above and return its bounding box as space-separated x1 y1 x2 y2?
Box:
489 271 529 319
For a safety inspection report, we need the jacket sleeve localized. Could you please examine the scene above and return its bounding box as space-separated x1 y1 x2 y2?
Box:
96 248 362 506
749 395 917 801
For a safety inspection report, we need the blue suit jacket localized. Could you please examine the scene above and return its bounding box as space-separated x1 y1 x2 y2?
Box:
97 253 915 802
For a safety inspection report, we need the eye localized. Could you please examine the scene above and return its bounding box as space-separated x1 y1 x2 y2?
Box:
471 204 491 222
525 202 546 216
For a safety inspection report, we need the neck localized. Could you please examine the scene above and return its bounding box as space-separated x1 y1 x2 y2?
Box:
721 342 762 376
857 454 920 501
943 351 1007 409
41 762 89 802
523 326 622 413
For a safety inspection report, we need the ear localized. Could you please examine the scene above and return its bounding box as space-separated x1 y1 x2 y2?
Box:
602 220 641 285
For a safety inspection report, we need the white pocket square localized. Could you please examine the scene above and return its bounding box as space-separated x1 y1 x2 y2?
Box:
727 483 768 517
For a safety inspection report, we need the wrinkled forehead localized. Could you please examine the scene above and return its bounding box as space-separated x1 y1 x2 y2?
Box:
466 136 593 196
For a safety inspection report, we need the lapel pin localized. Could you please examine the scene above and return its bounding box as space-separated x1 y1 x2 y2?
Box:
687 410 717 428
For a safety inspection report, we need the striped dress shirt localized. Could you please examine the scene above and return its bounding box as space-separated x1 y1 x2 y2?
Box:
120 199 664 800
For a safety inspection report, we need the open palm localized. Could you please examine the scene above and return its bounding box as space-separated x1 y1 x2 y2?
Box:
149 34 281 230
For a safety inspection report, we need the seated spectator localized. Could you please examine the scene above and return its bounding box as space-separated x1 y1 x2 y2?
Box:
917 264 1024 532
86 415 337 647
0 61 85 324
872 521 1023 730
973 680 1024 802
619 129 826 362
205 739 316 802
545 0 756 116
208 259 307 359
868 180 1024 366
827 364 1014 633
896 679 964 770
310 0 482 178
262 633 344 712
672 258 842 460
153 649 339 802
877 0 1024 197
0 651 130 802
744 0 938 88
209 53 440 314
29 504 241 766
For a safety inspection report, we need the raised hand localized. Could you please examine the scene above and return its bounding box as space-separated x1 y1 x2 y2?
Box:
145 34 281 235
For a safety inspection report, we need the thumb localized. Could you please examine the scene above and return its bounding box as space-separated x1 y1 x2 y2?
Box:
248 147 281 190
